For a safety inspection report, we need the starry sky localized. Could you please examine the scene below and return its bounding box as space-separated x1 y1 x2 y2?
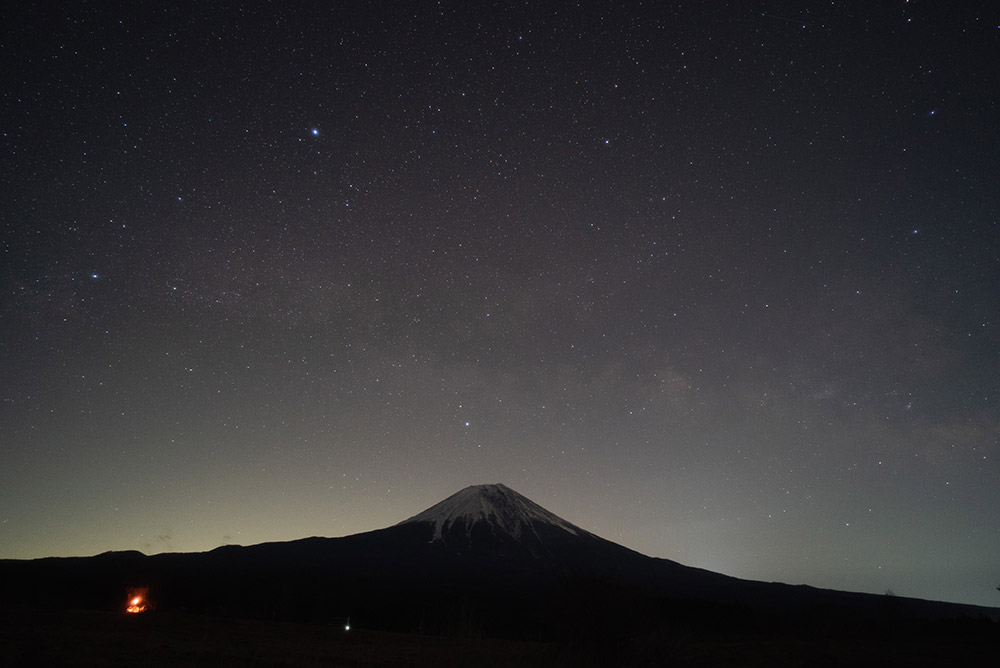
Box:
2 2 998 607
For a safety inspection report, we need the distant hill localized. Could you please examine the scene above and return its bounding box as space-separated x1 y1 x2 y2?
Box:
2 484 997 640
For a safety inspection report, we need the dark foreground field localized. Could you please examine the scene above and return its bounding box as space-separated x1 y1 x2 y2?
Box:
1 608 995 668
0 609 553 668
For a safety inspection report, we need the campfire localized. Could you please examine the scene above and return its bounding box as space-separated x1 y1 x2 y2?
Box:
125 588 149 614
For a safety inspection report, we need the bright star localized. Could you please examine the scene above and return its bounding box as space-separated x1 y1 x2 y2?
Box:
311 128 319 136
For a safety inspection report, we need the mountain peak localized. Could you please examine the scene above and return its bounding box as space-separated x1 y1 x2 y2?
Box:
399 483 586 545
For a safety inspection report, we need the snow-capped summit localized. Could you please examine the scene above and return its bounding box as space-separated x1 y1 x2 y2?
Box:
401 483 584 539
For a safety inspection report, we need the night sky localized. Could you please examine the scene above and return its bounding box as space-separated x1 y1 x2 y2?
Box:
2 2 998 607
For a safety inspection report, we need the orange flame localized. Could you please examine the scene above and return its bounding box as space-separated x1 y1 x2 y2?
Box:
126 588 149 613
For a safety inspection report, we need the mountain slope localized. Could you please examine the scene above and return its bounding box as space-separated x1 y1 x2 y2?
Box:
1 483 997 637
400 483 589 542
396 483 631 568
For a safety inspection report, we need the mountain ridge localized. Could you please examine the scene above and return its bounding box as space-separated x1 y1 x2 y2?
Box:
397 483 604 558
400 483 587 539
1 483 997 635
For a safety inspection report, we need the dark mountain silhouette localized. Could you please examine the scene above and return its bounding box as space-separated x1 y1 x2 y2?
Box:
400 482 599 555
396 483 649 574
1 483 997 640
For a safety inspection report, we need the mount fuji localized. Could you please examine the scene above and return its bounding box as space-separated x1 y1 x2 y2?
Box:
2 483 997 637
401 483 589 543
397 483 624 563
